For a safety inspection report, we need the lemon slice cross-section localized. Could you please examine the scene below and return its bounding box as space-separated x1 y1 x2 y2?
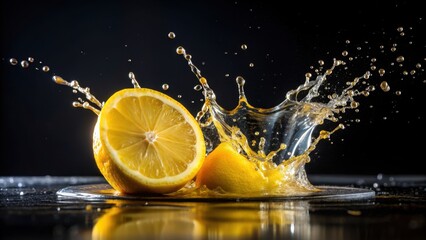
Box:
93 88 205 194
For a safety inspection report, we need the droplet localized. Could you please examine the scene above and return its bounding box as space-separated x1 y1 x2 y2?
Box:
52 76 68 85
305 73 312 78
162 84 169 90
366 85 375 91
342 51 348 56
416 63 422 69
363 71 371 79
236 76 245 85
391 47 397 52
177 95 182 98
249 63 254 67
70 80 79 88
20 60 29 68
193 85 202 91
168 32 176 39
380 81 390 92
318 60 324 66
27 57 34 63
378 69 385 76
371 58 377 63
241 44 248 50
410 70 416 75
395 91 402 96
345 40 350 44
176 46 185 55
9 58 18 65
397 27 404 32
351 101 359 109
42 66 50 72
396 56 404 63
128 72 135 80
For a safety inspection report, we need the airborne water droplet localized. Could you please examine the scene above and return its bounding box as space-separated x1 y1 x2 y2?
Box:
380 81 390 92
193 85 202 91
9 58 18 65
162 84 169 90
168 32 176 39
176 46 185 55
396 56 405 63
21 60 29 68
241 44 248 50
128 72 135 80
42 66 50 72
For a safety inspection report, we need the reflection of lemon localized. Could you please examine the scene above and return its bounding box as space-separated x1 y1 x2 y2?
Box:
194 203 262 238
93 88 205 194
92 203 306 239
195 142 269 193
92 207 200 240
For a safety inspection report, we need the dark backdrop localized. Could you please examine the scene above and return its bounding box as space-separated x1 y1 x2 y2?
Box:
1 0 425 176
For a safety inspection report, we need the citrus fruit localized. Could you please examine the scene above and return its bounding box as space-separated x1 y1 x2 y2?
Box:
195 142 268 193
93 88 205 194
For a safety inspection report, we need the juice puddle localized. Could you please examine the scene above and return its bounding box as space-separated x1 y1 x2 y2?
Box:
6 25 425 198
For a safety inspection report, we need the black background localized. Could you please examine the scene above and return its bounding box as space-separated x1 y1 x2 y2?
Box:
1 0 425 176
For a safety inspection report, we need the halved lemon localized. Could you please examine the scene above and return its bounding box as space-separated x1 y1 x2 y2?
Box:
93 88 205 194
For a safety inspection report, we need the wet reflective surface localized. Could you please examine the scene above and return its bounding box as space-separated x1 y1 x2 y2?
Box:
1 175 425 239
57 184 375 201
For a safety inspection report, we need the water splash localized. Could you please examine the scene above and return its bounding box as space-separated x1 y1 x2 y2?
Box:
174 34 420 193
52 76 103 115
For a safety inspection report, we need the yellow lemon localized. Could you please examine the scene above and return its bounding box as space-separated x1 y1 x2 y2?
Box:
195 142 267 193
93 88 205 194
